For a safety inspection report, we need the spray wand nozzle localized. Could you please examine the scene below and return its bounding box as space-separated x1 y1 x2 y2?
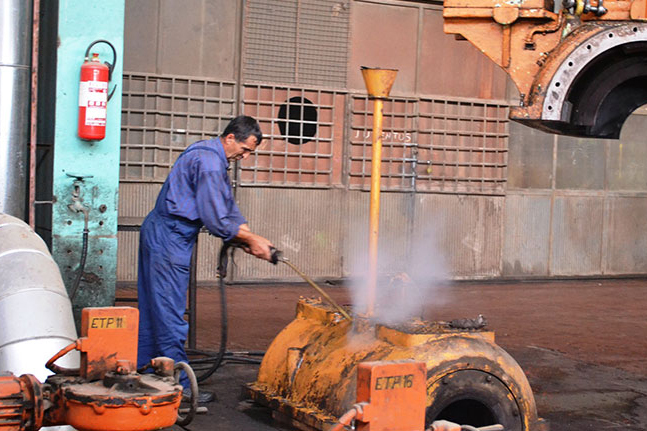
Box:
218 243 351 321
269 247 282 265
273 249 352 322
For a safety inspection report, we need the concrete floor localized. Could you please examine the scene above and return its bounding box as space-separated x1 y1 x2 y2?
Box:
120 278 647 431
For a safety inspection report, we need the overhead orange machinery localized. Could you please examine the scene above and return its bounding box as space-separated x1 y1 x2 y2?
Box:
444 0 647 138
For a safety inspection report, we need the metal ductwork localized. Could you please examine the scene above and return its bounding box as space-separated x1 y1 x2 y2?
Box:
0 213 79 381
0 0 32 218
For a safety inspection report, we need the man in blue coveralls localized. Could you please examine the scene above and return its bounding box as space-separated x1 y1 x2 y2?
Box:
137 116 274 403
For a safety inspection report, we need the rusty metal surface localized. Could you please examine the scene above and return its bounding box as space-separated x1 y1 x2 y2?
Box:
413 194 503 278
555 136 607 190
0 373 43 431
124 0 238 79
550 195 604 276
240 85 346 187
443 0 647 138
604 195 647 274
502 192 551 276
507 122 554 190
607 114 647 191
348 2 418 94
248 298 541 431
234 188 345 281
244 0 350 88
120 73 237 183
420 7 507 99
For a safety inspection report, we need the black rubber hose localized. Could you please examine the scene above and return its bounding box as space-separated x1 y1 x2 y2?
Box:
70 212 89 301
192 242 231 382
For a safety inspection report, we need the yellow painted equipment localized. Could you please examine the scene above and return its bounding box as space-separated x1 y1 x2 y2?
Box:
247 299 547 431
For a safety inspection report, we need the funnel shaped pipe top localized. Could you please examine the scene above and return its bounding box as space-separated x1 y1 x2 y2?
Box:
361 67 398 99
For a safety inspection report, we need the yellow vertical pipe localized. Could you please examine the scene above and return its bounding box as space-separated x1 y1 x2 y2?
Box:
367 98 384 317
361 67 397 318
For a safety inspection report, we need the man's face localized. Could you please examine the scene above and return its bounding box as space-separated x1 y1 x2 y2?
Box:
222 133 258 162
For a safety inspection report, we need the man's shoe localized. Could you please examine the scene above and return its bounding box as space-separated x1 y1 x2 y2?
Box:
182 387 216 404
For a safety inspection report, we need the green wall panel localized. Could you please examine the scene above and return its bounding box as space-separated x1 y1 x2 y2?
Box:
51 0 125 327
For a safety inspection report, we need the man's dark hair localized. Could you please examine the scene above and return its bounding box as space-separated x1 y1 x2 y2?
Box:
221 116 263 145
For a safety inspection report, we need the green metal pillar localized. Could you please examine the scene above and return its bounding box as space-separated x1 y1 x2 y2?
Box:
51 0 125 329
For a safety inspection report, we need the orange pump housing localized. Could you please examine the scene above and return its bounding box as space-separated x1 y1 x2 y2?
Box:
0 307 183 431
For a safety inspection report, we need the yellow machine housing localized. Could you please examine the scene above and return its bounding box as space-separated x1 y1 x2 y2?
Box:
247 298 546 431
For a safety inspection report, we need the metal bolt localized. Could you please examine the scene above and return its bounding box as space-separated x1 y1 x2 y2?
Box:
99 204 107 213
486 375 493 383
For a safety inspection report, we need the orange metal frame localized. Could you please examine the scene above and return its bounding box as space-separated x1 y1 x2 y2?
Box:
443 0 646 107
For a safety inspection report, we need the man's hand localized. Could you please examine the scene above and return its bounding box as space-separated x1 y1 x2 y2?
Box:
234 226 274 261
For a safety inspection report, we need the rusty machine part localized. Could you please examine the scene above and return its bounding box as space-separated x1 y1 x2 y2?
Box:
247 298 547 431
329 361 504 431
443 0 647 138
0 307 190 431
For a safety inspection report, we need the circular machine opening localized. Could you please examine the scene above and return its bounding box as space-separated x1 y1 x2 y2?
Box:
434 399 496 428
277 97 317 145
425 370 523 431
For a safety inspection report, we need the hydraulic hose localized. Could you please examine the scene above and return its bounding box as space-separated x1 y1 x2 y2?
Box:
190 242 231 383
69 208 89 301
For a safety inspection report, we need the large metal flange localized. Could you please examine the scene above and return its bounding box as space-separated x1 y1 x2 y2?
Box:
542 22 647 122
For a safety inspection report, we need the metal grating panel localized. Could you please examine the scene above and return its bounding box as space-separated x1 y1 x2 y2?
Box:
413 194 503 278
350 95 509 195
117 230 138 282
416 97 508 195
349 97 418 191
605 195 647 274
501 192 551 276
121 73 236 182
118 183 162 218
232 188 345 281
244 0 350 87
240 84 345 187
550 195 604 276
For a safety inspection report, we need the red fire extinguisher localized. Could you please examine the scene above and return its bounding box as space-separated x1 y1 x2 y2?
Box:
78 40 117 141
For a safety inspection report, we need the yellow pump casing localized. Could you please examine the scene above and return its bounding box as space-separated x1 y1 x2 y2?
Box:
247 298 545 431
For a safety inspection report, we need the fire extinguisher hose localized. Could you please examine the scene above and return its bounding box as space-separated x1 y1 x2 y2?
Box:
83 39 118 100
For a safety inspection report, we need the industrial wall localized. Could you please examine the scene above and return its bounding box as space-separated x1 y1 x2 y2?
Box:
117 0 647 283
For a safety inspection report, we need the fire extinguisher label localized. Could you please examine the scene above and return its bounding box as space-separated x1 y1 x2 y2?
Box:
79 81 108 126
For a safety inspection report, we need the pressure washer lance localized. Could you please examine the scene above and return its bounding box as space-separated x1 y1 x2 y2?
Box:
271 247 353 322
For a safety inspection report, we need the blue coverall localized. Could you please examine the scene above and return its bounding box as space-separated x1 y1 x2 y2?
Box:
137 138 246 387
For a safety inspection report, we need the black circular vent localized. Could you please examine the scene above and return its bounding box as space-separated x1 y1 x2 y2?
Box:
277 97 317 145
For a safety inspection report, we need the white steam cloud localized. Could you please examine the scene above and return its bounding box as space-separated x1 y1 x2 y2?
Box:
348 223 449 325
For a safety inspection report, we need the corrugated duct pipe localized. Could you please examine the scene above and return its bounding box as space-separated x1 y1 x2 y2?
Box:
0 213 79 381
